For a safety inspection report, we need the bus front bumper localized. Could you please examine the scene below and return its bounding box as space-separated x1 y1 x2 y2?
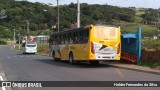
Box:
90 54 120 60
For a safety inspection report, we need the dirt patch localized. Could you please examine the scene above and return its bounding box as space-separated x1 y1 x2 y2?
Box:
153 66 160 70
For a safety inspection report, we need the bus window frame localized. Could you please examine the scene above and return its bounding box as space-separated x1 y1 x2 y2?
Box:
50 27 90 45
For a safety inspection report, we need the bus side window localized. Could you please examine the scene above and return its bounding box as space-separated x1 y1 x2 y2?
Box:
58 35 61 44
61 34 64 44
68 33 72 44
54 35 58 45
76 31 81 44
72 32 76 44
79 31 84 44
75 32 79 44
65 34 69 44
62 34 65 44
83 30 89 43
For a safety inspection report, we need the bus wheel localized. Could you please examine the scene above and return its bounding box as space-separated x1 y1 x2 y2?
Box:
89 61 99 65
69 53 74 65
52 51 56 61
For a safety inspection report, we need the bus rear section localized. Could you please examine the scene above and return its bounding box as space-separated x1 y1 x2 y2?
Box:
89 25 121 61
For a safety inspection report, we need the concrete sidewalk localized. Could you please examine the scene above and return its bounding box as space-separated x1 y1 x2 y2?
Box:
107 63 160 75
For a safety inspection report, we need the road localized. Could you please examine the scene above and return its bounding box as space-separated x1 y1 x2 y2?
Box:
0 45 159 90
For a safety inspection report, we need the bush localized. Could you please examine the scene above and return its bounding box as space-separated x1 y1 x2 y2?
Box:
143 39 160 51
0 39 7 45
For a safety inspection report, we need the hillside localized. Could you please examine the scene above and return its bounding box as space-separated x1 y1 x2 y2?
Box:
0 0 159 39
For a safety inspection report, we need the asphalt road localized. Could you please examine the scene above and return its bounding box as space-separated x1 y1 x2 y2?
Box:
0 45 160 90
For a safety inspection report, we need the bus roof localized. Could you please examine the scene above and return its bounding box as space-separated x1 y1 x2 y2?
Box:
50 24 120 36
94 24 120 28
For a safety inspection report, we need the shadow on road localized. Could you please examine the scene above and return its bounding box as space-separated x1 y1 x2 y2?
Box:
34 58 114 68
16 53 37 55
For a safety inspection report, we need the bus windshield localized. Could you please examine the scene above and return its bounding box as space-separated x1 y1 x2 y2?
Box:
27 45 36 47
94 26 118 39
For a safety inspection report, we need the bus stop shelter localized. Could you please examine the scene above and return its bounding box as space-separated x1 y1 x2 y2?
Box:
121 27 142 64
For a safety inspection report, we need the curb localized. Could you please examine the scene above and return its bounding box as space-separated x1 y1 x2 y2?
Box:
32 53 160 75
109 64 160 75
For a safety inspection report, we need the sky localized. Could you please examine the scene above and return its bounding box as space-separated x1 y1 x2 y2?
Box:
27 0 160 9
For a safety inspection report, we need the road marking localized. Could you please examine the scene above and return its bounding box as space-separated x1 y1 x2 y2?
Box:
115 68 124 78
0 75 6 90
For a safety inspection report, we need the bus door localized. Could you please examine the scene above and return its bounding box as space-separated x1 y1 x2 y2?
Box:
75 29 89 60
60 33 69 60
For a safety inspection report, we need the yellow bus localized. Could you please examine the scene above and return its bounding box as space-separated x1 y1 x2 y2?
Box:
49 24 121 65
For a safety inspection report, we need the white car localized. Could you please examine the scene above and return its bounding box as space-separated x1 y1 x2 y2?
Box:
22 41 37 54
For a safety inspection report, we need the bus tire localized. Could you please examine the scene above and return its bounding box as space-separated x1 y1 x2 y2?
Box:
89 60 99 65
69 53 74 65
52 51 56 61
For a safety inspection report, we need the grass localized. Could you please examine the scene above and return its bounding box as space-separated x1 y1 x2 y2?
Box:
113 19 158 37
120 22 158 37
14 45 19 50
0 38 7 45
139 61 160 69
134 8 146 16
143 39 160 51
37 44 49 55
134 16 143 23
13 45 21 51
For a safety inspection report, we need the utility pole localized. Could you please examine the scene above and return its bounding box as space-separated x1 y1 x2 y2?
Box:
13 29 16 48
26 20 30 34
158 8 160 31
57 0 59 32
18 28 21 50
77 0 80 28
